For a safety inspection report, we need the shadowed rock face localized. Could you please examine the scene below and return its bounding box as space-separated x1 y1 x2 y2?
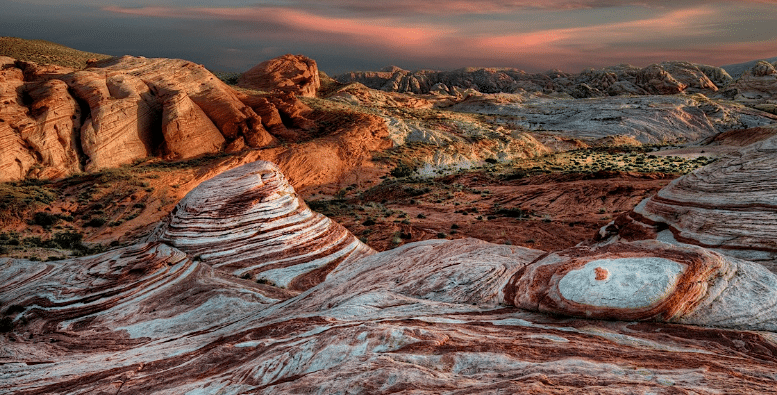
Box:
601 136 777 271
146 160 375 291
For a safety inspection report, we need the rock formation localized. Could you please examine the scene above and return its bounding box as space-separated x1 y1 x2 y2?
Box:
146 160 375 290
725 60 777 104
3 236 777 393
600 135 777 272
448 94 777 145
335 61 733 97
506 240 777 331
238 54 320 98
0 56 320 181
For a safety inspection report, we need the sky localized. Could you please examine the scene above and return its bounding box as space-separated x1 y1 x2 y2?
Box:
2 0 777 75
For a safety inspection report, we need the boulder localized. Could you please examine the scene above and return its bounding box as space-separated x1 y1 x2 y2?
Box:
238 54 320 98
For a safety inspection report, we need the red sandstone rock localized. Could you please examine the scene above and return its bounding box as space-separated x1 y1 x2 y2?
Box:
62 70 159 171
95 56 275 148
0 55 287 180
238 54 320 98
160 91 225 159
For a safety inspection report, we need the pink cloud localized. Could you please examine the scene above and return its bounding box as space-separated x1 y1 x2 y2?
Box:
104 4 777 72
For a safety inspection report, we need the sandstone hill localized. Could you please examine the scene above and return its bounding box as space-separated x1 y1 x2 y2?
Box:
722 55 777 78
238 54 320 98
2 160 776 393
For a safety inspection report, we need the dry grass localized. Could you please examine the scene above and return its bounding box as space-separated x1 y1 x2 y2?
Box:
0 36 111 69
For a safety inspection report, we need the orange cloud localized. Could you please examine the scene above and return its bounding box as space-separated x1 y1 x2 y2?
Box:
104 4 777 72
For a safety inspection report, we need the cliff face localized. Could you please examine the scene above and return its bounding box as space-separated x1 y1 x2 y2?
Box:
0 55 322 182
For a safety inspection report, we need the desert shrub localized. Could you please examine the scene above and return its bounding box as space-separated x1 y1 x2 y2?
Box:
84 217 107 227
391 163 416 178
495 207 531 218
256 277 276 287
52 231 84 250
362 218 376 226
32 212 60 227
0 183 56 220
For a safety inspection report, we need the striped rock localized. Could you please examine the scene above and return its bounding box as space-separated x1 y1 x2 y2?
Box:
146 160 375 290
603 136 777 271
506 240 777 331
2 239 776 393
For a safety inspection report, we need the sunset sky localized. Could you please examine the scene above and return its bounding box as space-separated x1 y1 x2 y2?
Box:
2 0 776 74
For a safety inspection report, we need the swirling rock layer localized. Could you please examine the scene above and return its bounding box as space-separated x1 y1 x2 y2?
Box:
604 135 777 271
147 160 375 290
506 240 777 331
3 238 776 394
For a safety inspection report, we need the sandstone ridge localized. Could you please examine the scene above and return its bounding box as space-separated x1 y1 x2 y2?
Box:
0 55 317 182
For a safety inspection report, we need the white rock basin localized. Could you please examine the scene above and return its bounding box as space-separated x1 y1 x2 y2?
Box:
558 257 685 309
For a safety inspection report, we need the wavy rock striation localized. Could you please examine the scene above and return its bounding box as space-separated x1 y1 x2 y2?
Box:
2 152 776 392
506 240 777 331
3 238 777 393
600 136 777 271
146 160 375 290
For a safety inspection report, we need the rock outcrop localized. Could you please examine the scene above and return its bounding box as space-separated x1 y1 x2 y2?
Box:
601 135 777 271
146 160 375 290
506 240 777 331
335 61 733 97
238 54 320 98
3 236 777 393
0 56 300 182
448 94 777 145
725 60 777 104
